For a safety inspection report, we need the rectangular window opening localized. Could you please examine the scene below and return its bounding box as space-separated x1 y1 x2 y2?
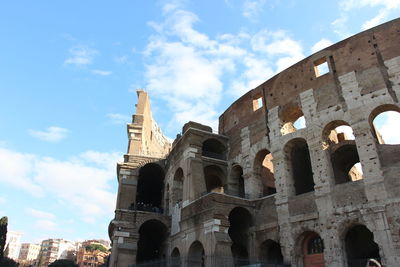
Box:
253 96 263 111
314 57 329 77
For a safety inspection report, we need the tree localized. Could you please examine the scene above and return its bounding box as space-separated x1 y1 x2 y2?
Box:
85 243 107 253
0 216 8 259
0 257 19 267
48 259 79 267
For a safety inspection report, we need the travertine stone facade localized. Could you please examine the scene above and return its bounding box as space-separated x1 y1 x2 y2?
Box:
109 19 400 267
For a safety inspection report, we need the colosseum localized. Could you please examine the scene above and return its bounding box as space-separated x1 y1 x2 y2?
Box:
108 18 400 267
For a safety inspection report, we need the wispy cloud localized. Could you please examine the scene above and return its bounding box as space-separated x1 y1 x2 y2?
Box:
311 38 334 53
0 146 121 221
64 45 97 66
26 208 56 220
91 69 112 76
28 126 69 142
144 3 304 134
333 0 400 37
35 219 58 231
106 113 131 125
242 0 267 21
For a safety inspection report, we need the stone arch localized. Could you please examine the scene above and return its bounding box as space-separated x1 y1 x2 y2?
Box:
254 149 276 197
172 168 184 205
202 138 226 160
228 207 253 266
369 104 400 144
136 163 165 211
344 224 381 267
230 164 245 197
136 219 168 264
322 120 363 184
295 231 325 267
171 247 181 267
188 241 205 267
204 165 225 193
280 104 306 135
259 239 283 264
284 138 314 195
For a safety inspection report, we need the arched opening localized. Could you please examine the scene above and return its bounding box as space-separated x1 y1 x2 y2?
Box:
136 163 165 212
284 139 314 195
204 165 224 193
230 165 245 198
259 240 283 264
280 105 306 135
172 168 184 206
136 220 167 264
188 241 205 267
345 225 381 267
369 104 400 144
202 138 226 160
229 207 252 266
254 150 276 197
302 232 325 267
323 121 363 184
171 247 181 267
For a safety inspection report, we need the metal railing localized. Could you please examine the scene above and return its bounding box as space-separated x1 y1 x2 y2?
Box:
131 256 290 267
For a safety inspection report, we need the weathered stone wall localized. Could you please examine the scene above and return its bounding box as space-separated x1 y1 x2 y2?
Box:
109 18 400 267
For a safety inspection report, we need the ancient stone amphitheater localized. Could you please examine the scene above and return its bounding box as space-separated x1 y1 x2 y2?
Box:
109 18 400 267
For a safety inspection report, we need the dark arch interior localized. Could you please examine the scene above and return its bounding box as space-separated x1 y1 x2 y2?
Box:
331 144 362 184
231 165 245 197
229 207 252 265
173 168 184 204
136 163 164 209
289 140 314 195
171 247 181 267
204 165 224 193
254 150 276 196
202 139 226 160
136 220 167 263
260 240 283 264
188 241 205 267
345 225 380 266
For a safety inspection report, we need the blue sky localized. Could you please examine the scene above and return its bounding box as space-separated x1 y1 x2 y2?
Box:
0 0 399 244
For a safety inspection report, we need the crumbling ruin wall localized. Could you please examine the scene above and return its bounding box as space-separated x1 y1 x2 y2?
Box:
109 18 400 267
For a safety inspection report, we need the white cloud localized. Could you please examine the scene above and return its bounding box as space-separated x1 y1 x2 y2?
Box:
331 14 351 38
374 111 400 144
106 113 131 125
311 38 334 53
334 0 400 35
91 69 112 76
144 5 304 134
28 126 69 142
35 220 58 231
242 0 267 21
0 146 121 220
26 208 56 220
64 46 97 66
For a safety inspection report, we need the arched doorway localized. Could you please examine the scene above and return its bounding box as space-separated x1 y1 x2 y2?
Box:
188 241 205 267
259 239 283 264
284 138 314 195
303 232 325 267
172 168 184 205
231 165 245 197
136 163 165 212
345 225 381 267
136 220 168 264
254 150 276 197
171 247 181 267
204 165 224 193
229 207 252 266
